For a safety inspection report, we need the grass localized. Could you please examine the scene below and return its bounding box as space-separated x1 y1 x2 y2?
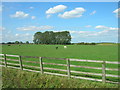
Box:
1 44 118 61
1 44 119 83
2 67 118 88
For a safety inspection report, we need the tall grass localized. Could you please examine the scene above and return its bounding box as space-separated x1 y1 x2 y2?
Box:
2 67 118 88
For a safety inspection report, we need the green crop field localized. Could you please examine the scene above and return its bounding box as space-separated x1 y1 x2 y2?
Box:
1 44 119 83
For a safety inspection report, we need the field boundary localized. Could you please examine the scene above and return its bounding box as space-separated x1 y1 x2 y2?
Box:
0 54 119 84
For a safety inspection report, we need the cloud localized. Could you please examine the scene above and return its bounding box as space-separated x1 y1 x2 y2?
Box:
25 33 30 36
95 25 108 30
0 5 3 12
31 16 36 19
46 5 67 14
58 7 86 19
29 7 34 9
15 34 19 36
2 32 33 42
70 30 95 35
90 10 96 15
113 8 120 17
85 25 92 28
95 25 118 30
16 25 54 31
69 29 117 38
15 33 30 37
10 11 29 18
46 15 51 18
0 27 5 30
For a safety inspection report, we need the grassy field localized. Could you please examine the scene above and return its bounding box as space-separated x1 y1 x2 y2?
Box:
1 44 119 83
1 44 118 61
2 67 118 88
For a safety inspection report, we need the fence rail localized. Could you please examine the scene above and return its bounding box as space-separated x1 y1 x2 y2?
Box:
0 54 119 84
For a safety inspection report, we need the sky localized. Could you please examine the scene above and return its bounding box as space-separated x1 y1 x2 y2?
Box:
2 0 120 2
1 2 119 43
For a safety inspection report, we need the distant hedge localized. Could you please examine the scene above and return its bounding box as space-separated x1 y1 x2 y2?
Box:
75 42 96 45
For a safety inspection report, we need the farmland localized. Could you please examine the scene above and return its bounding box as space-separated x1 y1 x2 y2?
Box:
1 44 119 87
1 44 118 61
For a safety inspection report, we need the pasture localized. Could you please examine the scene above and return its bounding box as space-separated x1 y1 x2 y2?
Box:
1 44 118 61
1 44 119 83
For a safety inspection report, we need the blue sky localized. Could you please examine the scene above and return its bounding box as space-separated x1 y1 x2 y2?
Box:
2 0 120 2
1 2 119 43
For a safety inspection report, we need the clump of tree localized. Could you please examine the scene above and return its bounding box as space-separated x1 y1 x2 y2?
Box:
6 42 15 44
15 41 19 44
33 31 71 45
26 41 29 44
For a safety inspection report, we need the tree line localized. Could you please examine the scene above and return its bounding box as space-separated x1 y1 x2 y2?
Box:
33 31 71 45
74 42 96 45
2 41 30 44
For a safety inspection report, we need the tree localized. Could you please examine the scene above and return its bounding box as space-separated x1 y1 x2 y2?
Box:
91 42 96 45
26 41 29 44
33 31 71 45
33 32 43 44
2 42 5 44
19 41 23 44
15 41 19 44
7 42 12 44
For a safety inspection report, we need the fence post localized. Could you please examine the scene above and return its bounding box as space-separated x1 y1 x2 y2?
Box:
66 58 71 78
4 54 7 67
39 57 43 74
19 56 23 70
102 61 106 83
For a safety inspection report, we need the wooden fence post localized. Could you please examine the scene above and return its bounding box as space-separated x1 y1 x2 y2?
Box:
19 56 23 70
66 58 71 78
4 54 7 67
39 57 43 74
102 61 106 83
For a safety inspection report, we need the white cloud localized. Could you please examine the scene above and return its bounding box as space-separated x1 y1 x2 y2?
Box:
31 16 36 19
69 29 117 38
30 7 34 9
15 33 30 37
58 7 85 19
95 25 118 30
85 25 92 28
3 32 33 42
15 34 19 36
0 5 3 12
46 15 51 18
17 25 54 31
10 11 29 18
95 25 108 30
25 33 30 36
46 5 67 14
0 8 2 13
90 10 96 15
0 27 5 30
70 30 95 35
113 8 120 17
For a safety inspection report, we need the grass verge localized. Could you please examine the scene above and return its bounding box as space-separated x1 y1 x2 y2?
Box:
2 67 118 88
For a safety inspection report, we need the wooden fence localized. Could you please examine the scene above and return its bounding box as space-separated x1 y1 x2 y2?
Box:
0 54 119 84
